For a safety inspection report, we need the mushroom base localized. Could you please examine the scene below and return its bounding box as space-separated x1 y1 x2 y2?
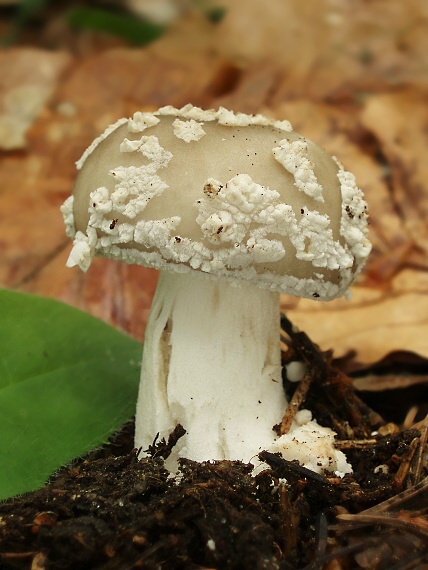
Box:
135 270 287 467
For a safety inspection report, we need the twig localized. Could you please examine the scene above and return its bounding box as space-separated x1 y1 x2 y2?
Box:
343 475 428 515
280 313 383 438
258 451 339 504
336 512 428 540
314 512 328 559
393 437 419 490
403 406 419 429
278 370 313 435
412 414 428 484
144 424 186 460
334 438 378 450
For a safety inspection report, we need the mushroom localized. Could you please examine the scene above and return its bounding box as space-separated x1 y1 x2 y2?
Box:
61 105 371 472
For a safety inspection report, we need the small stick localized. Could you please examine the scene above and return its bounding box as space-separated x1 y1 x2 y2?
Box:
356 475 428 515
393 437 419 490
336 512 428 540
278 370 313 435
412 415 428 484
334 438 378 450
403 406 419 429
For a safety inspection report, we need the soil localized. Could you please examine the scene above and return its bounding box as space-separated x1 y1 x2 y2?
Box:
0 316 427 570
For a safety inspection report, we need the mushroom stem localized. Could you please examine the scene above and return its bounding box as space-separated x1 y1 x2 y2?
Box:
135 270 287 466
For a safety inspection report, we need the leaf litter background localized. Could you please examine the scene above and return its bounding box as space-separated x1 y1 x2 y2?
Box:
2 0 428 366
1 0 428 568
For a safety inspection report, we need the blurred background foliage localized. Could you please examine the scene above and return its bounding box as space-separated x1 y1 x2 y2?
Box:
1 0 428 375
1 0 226 47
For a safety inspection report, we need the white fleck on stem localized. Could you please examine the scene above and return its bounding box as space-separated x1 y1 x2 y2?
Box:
135 270 287 467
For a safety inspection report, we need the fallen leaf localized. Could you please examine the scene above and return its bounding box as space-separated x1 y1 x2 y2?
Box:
217 0 428 101
0 48 71 150
361 89 428 264
283 269 428 364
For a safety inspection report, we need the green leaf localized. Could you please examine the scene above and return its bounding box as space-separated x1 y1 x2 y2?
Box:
0 290 142 500
67 7 165 45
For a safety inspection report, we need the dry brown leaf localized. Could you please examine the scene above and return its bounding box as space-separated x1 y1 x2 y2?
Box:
283 268 428 364
217 0 428 101
213 60 279 114
19 251 158 342
45 23 232 153
0 48 71 150
354 374 428 393
215 0 332 69
0 151 69 285
361 89 428 264
1 9 427 364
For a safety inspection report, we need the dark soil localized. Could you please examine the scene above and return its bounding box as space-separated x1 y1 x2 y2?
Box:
0 316 427 570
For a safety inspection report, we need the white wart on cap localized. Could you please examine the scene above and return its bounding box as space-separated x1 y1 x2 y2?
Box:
62 104 371 301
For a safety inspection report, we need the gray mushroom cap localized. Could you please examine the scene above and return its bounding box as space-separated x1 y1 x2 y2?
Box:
61 105 371 300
